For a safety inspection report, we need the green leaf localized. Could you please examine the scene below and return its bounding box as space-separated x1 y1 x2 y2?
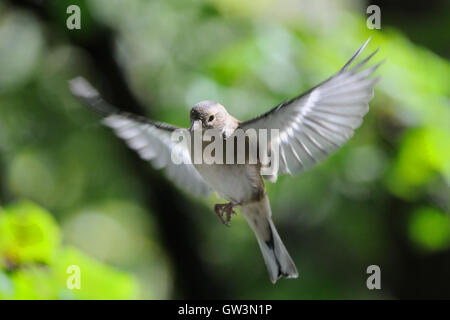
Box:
53 247 139 300
409 207 450 252
0 201 60 267
386 127 450 199
10 266 58 299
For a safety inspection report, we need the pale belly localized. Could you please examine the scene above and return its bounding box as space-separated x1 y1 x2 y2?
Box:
194 163 262 203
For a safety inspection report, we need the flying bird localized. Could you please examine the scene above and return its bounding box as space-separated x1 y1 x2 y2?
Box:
70 39 381 283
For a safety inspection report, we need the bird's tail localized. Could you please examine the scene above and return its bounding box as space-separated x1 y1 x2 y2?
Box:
240 196 298 283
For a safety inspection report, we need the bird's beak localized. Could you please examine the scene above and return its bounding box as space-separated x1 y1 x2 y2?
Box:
190 119 202 131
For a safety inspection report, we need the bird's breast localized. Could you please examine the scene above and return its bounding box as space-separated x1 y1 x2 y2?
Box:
193 163 263 204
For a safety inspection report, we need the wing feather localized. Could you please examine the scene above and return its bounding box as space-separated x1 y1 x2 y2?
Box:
69 77 210 197
239 38 381 179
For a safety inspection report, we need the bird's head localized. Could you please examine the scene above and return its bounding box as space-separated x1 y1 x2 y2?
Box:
190 100 233 132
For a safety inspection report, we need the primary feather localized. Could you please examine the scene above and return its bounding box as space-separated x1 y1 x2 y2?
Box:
239 38 381 180
69 77 211 197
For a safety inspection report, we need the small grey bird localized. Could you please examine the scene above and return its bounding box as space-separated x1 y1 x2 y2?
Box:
70 39 380 283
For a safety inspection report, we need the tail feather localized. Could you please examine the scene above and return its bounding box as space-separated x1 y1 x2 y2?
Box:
241 197 298 283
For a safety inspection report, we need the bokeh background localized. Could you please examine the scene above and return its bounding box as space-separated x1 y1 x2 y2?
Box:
0 0 449 299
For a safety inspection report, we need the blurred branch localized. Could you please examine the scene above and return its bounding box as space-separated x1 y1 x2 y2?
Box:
376 118 450 299
382 195 450 299
7 0 229 298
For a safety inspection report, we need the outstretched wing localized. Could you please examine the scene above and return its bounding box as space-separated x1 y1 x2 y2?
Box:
239 38 381 180
69 77 210 197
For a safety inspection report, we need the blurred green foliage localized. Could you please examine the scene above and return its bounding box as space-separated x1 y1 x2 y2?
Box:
0 202 59 265
0 201 139 299
387 127 450 199
0 0 449 299
409 207 450 252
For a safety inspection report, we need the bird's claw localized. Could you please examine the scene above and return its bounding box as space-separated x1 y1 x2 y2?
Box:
214 202 237 227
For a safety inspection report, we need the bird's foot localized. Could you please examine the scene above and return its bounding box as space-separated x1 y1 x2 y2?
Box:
214 202 238 227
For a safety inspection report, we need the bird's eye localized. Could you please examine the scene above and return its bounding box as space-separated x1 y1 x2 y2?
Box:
208 115 215 122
